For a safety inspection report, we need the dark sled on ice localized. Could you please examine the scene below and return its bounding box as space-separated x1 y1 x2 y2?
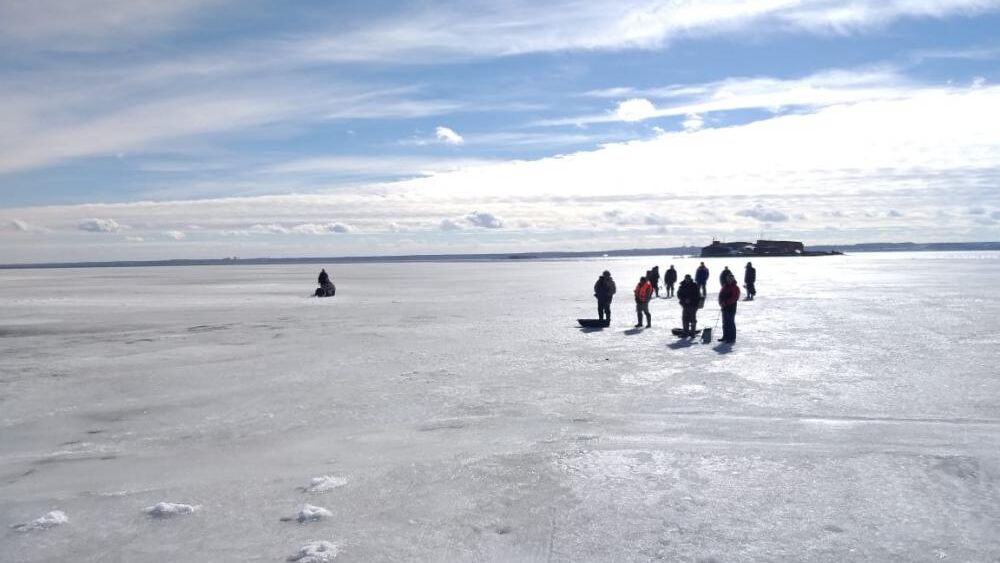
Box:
314 284 336 297
578 318 610 329
671 328 702 337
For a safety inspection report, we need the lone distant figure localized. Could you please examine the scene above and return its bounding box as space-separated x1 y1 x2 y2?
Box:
695 262 710 297
316 268 336 297
718 273 741 343
744 262 757 300
664 265 677 297
594 270 617 323
677 274 700 337
634 276 653 328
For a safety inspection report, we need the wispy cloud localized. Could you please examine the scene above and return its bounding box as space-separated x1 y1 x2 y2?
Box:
543 67 923 126
6 84 999 261
435 126 464 145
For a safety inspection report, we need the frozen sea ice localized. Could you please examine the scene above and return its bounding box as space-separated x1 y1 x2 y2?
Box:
11 511 68 532
287 540 339 562
143 502 200 518
300 475 347 493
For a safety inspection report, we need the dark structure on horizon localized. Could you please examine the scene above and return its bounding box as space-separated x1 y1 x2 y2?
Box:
701 239 839 257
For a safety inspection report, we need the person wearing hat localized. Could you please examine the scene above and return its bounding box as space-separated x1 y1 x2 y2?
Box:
634 276 653 328
677 274 700 337
593 270 617 323
718 272 741 343
695 262 710 297
744 262 756 300
663 265 677 298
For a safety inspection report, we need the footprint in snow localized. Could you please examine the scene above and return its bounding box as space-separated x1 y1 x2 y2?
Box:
299 476 347 493
287 540 339 562
144 502 200 518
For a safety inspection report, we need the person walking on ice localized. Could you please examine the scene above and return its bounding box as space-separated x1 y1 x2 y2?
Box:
695 262 710 297
744 262 756 300
718 272 741 343
594 270 617 323
634 276 653 328
677 274 700 337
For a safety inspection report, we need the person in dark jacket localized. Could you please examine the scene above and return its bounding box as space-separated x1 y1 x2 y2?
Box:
677 274 700 337
316 268 336 297
695 262 710 297
718 273 741 343
719 266 731 288
649 266 661 297
594 270 617 322
318 269 330 287
634 276 653 328
663 265 677 297
744 262 756 300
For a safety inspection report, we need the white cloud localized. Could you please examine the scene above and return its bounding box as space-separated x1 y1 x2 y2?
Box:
165 230 187 240
465 211 503 229
124 236 145 242
5 84 1000 261
682 113 704 132
77 218 123 233
296 1 1000 63
736 205 789 223
614 98 658 122
435 126 464 145
543 67 923 126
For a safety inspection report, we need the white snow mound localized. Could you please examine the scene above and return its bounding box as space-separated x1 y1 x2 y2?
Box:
143 502 200 518
297 504 333 523
287 540 340 562
11 510 68 532
302 475 347 493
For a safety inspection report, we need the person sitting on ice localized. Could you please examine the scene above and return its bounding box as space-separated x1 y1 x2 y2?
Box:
316 268 335 297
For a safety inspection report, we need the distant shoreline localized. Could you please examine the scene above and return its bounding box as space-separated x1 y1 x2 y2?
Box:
2 242 998 270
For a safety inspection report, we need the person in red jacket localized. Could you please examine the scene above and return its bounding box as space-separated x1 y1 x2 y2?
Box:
717 272 741 343
634 276 653 328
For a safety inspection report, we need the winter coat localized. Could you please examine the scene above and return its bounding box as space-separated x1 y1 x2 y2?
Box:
695 266 709 284
719 268 731 285
664 268 677 284
594 277 617 299
650 267 660 284
718 283 741 307
318 270 331 286
677 279 700 306
634 281 653 303
744 266 756 284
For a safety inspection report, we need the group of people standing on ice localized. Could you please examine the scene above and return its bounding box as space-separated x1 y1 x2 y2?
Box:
593 261 757 343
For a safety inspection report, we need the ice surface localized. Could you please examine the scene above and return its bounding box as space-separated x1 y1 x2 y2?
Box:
301 476 347 493
287 505 333 523
144 502 199 518
10 511 68 533
1 252 999 561
286 540 340 562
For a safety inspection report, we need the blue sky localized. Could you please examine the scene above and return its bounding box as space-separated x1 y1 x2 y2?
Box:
2 0 1000 262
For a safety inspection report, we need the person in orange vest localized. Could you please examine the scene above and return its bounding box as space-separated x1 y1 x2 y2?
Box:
634 276 653 328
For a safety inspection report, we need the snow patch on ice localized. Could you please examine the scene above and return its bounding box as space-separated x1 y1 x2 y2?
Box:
282 504 333 523
301 475 347 493
143 502 200 518
287 540 339 562
11 511 68 532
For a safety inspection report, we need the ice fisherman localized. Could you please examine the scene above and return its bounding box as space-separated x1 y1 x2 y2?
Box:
744 262 757 300
677 274 700 337
695 262 710 297
316 268 336 297
594 270 617 323
719 266 731 287
634 276 653 328
649 266 661 297
663 265 677 298
718 273 741 343
318 268 331 288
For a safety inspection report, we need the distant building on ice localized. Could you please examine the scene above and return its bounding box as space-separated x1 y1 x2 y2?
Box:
701 239 833 257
